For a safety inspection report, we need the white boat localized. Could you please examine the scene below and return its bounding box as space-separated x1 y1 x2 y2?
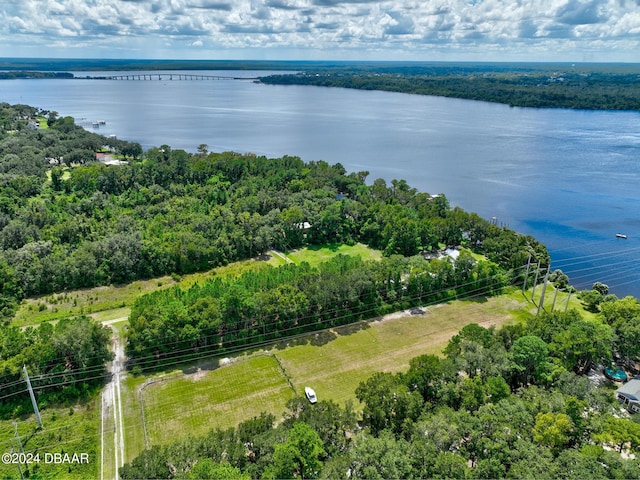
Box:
616 233 628 239
304 386 317 404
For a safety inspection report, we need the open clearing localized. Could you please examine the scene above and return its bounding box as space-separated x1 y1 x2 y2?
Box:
0 398 100 480
140 355 295 445
12 243 377 327
2 284 585 471
6 238 590 471
12 257 284 327
286 242 382 266
129 291 535 455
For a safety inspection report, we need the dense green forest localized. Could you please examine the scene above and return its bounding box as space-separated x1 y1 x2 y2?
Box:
0 101 547 409
0 71 74 80
2 101 640 479
120 310 640 479
126 252 506 370
0 316 112 417
0 101 547 315
260 63 640 111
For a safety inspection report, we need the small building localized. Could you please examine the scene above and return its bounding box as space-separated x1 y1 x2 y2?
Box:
443 248 460 261
616 378 640 413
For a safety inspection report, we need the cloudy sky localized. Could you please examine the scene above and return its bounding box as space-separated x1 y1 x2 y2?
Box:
1 0 639 62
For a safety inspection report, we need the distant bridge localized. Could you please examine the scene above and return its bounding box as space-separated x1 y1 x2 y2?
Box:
79 74 259 81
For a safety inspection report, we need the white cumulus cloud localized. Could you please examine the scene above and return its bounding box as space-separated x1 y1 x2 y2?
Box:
0 0 638 60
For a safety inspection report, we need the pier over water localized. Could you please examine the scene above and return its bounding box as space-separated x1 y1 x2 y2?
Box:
78 74 259 81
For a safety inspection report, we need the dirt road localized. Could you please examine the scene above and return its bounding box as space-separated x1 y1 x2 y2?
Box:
101 323 126 480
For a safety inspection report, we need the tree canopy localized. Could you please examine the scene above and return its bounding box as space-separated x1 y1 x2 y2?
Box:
121 313 640 479
260 63 640 111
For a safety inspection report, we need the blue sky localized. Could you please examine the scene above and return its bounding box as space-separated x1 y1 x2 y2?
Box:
1 0 639 62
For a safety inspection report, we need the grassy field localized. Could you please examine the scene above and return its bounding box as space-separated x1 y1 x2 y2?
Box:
0 399 100 480
140 355 296 445
12 244 379 327
0 282 591 474
36 116 50 129
286 242 382 266
12 255 285 327
271 289 538 407
6 240 600 475
119 289 536 459
2 283 595 474
13 276 179 327
120 374 150 465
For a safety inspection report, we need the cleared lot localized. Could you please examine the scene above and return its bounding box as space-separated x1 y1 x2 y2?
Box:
133 292 531 450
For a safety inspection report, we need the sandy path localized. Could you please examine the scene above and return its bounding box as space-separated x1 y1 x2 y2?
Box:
101 323 126 480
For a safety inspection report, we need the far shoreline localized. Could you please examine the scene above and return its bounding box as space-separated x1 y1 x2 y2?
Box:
4 59 639 112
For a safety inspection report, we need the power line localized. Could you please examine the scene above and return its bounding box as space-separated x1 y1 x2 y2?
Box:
4 262 524 375
23 365 42 427
2 263 524 393
4 280 538 463
3 255 607 463
551 252 634 271
547 235 640 257
11 238 635 402
10 242 634 404
1 267 519 400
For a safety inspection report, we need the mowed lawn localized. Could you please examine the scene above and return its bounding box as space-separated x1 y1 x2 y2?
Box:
274 293 530 408
131 292 533 453
286 243 382 266
140 355 296 445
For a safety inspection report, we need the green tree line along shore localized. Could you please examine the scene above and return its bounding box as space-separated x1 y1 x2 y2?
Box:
3 61 640 110
259 63 640 111
1 101 640 479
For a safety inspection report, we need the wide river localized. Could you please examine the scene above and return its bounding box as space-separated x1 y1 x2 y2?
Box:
3 70 640 298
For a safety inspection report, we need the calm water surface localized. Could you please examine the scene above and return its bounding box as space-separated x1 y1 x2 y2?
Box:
3 71 640 297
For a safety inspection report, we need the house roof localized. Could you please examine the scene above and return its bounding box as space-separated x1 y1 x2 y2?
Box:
617 379 640 401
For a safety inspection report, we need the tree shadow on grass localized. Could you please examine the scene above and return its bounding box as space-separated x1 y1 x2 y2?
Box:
458 294 489 304
306 243 342 252
333 320 370 336
177 318 374 376
268 320 372 351
180 357 227 375
271 330 339 350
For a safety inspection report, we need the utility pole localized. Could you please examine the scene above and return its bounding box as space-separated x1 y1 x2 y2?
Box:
564 291 572 312
522 254 532 294
551 285 559 312
537 267 550 315
9 441 24 480
531 261 541 304
11 423 25 480
23 365 42 428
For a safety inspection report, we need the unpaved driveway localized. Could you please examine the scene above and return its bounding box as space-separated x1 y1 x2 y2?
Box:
101 323 126 480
